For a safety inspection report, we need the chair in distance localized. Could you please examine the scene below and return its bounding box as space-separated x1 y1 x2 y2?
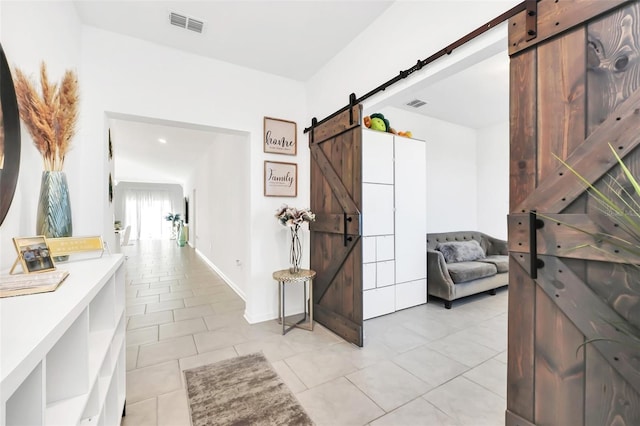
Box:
121 225 132 246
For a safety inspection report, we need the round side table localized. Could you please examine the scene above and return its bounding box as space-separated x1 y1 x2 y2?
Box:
273 269 316 335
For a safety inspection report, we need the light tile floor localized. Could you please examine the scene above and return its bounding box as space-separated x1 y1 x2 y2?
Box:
121 240 508 426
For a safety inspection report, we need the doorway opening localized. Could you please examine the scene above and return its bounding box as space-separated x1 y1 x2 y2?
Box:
108 112 251 297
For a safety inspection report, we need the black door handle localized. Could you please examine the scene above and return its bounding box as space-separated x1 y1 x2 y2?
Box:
344 213 353 246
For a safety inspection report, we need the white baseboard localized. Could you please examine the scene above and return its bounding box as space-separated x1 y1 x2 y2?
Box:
195 248 246 301
244 310 280 324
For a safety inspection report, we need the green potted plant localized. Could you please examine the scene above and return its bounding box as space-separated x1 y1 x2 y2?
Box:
164 213 182 240
548 144 639 352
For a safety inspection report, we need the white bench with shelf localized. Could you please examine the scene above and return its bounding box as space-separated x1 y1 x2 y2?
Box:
1 255 126 425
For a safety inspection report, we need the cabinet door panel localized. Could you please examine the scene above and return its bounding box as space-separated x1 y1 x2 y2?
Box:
376 260 395 288
376 235 394 261
363 287 395 320
395 279 427 310
362 184 394 236
395 137 427 283
362 129 394 184
363 263 376 290
363 237 376 263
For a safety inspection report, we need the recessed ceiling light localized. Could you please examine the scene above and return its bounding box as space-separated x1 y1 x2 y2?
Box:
158 138 167 144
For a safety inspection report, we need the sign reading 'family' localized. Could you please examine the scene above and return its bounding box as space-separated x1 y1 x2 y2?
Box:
267 167 294 187
264 161 297 197
264 117 297 155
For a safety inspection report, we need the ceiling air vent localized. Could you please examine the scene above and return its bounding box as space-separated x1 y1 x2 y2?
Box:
406 99 427 108
169 11 205 34
187 18 204 33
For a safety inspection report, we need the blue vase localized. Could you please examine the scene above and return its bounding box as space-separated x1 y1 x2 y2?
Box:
178 224 186 247
36 171 72 261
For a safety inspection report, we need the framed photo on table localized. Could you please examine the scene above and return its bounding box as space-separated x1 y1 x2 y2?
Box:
264 117 297 155
13 236 56 273
264 161 297 197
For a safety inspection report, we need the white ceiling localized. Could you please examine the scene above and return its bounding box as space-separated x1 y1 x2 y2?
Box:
75 1 508 185
73 0 394 82
390 49 509 129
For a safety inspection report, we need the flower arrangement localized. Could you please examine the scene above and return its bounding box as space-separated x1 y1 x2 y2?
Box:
164 212 183 226
275 204 315 273
14 63 79 171
165 213 183 240
275 205 316 229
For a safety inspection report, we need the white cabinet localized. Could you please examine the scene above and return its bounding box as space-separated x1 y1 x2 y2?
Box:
1 255 126 426
362 129 394 184
362 129 427 319
394 136 427 313
362 184 394 236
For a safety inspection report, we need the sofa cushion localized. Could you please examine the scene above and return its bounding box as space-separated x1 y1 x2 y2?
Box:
436 240 486 263
447 261 497 284
478 255 509 273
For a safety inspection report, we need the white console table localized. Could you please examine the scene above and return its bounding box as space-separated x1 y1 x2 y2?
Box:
0 254 126 425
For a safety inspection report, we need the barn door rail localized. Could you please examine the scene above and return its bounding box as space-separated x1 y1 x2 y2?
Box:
303 1 534 134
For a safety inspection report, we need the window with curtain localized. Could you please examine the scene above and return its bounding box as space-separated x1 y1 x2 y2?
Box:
124 189 173 240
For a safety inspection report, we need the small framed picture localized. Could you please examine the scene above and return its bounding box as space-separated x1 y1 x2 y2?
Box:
264 161 297 197
264 117 297 155
13 236 56 274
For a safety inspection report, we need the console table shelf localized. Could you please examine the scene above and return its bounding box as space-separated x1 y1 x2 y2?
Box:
1 255 126 426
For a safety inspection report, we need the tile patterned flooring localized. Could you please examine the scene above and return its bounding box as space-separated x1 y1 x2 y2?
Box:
121 240 508 426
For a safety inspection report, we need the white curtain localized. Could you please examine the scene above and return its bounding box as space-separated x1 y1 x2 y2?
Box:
124 189 173 240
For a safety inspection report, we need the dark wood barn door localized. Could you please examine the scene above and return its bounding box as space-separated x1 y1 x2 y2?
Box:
507 1 640 425
309 106 364 347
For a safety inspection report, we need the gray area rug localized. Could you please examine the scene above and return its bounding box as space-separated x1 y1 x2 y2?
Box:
184 353 314 426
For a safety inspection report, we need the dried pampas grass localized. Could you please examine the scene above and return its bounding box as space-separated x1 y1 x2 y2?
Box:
14 62 78 171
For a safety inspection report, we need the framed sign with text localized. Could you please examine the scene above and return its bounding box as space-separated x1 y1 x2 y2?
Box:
264 161 297 197
264 117 296 155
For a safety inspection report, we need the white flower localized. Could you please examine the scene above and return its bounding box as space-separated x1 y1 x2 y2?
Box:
275 204 316 228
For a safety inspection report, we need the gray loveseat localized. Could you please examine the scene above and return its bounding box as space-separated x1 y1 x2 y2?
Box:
427 231 509 309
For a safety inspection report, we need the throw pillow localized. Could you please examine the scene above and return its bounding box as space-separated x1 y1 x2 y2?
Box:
436 240 486 263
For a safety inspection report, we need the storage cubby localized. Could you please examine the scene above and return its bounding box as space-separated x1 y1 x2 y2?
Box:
114 265 125 316
90 277 115 332
46 308 89 402
5 362 43 425
110 314 125 365
105 372 119 426
116 343 126 411
81 380 100 421
1 255 126 426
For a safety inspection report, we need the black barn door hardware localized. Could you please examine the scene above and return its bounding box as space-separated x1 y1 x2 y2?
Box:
304 1 532 134
343 213 353 246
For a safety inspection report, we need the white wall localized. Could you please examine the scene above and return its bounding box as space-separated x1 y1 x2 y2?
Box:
0 1 82 272
476 121 509 240
183 133 251 300
374 107 479 233
306 1 520 121
79 26 309 323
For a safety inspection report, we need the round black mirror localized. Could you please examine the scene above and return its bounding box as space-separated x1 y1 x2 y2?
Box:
0 43 21 226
